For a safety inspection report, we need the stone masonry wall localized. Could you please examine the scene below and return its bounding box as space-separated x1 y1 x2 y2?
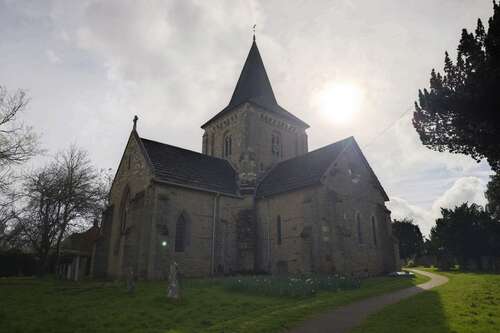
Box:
256 145 397 277
321 145 396 276
107 133 155 279
202 103 308 177
151 185 249 278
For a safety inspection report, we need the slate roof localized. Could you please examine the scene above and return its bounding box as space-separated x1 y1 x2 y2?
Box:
140 137 239 196
256 137 354 197
201 39 309 129
229 38 277 110
61 225 100 255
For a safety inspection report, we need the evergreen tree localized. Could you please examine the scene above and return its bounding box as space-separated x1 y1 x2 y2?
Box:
413 2 500 171
430 203 500 269
486 172 500 220
392 218 424 261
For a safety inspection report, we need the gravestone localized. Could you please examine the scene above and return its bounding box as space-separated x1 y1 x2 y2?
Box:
127 266 136 294
167 261 180 299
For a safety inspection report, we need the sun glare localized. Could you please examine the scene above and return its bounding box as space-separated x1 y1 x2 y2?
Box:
316 82 364 124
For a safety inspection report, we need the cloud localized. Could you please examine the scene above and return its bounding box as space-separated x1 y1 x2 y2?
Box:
387 196 434 235
432 176 487 212
0 0 494 237
388 176 488 236
45 49 61 64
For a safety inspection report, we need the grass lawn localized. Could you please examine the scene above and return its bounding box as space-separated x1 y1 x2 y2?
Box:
353 268 500 333
0 273 428 333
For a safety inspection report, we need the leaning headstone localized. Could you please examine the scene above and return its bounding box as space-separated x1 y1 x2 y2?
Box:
167 261 180 299
127 267 135 294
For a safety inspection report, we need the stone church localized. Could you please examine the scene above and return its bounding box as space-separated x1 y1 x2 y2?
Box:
92 38 400 279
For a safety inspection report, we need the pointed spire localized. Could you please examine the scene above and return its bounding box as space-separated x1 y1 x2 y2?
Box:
200 33 310 129
227 37 277 110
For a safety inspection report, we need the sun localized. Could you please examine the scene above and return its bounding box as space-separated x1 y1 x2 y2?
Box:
316 82 364 124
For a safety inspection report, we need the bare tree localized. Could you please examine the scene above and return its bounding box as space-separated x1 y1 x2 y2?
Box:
0 86 39 192
51 146 107 269
15 146 109 275
0 192 18 250
16 166 62 273
0 85 40 247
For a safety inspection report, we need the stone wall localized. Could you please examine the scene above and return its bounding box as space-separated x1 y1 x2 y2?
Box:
106 132 155 279
320 145 396 275
256 187 318 274
150 184 250 278
246 104 308 173
202 104 247 167
255 144 398 277
202 103 308 177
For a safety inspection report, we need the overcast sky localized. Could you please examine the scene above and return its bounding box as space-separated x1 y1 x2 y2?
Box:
1 0 495 235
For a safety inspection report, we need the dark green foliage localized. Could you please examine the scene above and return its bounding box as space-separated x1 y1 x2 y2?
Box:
0 250 38 276
429 203 500 269
392 219 424 261
486 172 500 220
223 275 361 298
413 2 500 171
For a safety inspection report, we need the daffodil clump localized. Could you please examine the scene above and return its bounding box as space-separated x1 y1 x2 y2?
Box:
223 274 360 297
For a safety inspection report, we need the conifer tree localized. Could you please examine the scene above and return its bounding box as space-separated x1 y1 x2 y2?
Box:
413 2 500 171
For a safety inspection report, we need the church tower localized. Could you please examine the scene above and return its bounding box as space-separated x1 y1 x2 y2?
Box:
201 38 309 191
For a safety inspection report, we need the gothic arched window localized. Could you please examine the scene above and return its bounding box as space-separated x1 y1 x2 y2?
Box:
277 215 282 245
371 216 377 246
223 133 232 157
119 186 130 233
356 212 363 244
175 213 190 252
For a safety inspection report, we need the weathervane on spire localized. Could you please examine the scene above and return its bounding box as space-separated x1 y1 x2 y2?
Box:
252 24 256 41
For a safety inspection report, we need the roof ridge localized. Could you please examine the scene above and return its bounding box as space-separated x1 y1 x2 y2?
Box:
140 137 231 164
273 136 354 166
140 137 239 196
256 136 355 198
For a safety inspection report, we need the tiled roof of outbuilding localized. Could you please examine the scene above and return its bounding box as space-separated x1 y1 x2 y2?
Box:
256 137 354 197
140 138 239 196
61 225 100 255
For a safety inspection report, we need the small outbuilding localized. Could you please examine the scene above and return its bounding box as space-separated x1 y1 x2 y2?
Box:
58 225 100 281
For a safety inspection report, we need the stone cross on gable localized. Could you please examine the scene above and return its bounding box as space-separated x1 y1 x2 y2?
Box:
133 115 138 131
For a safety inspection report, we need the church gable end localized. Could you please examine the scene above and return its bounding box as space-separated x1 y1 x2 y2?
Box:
110 131 154 206
321 138 389 202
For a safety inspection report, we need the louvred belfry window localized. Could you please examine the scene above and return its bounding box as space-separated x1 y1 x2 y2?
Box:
224 134 232 157
272 131 282 158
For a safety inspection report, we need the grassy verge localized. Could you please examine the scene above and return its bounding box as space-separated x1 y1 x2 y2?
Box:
0 273 428 333
352 268 500 333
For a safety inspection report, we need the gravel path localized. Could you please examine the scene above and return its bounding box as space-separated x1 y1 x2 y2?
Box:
287 269 448 333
